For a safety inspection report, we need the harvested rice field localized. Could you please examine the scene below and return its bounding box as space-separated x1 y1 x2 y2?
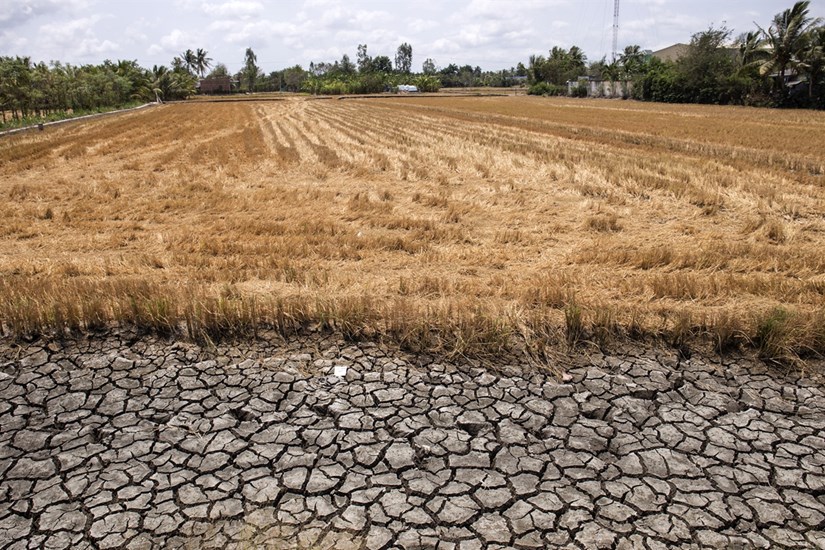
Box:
1 96 824 358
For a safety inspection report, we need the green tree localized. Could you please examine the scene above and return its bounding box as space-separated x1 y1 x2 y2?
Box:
395 43 412 73
282 65 307 92
422 58 437 75
737 30 765 66
801 26 825 103
619 45 645 76
340 54 355 75
242 47 259 91
633 57 683 102
676 25 737 104
0 56 33 121
757 1 821 101
730 31 769 105
144 61 196 102
208 63 230 78
195 48 212 78
357 44 371 73
143 66 166 103
371 55 392 73
181 49 196 74
528 46 586 85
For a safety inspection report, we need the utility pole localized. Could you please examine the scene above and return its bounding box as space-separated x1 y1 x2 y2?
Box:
612 0 620 63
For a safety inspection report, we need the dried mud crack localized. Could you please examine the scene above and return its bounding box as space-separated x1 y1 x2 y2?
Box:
1 332 824 549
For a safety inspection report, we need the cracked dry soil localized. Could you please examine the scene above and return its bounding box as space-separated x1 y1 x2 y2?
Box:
1 332 824 550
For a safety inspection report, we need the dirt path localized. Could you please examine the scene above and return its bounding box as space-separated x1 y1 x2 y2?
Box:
0 103 158 138
0 333 823 549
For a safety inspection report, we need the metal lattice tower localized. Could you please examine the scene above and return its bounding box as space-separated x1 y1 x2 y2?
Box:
612 0 620 62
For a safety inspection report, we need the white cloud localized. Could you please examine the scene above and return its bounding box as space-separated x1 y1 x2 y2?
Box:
409 18 437 33
202 1 264 18
303 45 346 61
125 19 149 44
77 37 119 56
302 0 339 8
0 0 90 28
36 15 120 59
0 30 29 50
39 15 99 41
147 28 202 56
464 0 567 19
207 18 286 46
430 38 461 55
622 12 702 45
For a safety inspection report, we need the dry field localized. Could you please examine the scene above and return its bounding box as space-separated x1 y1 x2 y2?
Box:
1 96 824 360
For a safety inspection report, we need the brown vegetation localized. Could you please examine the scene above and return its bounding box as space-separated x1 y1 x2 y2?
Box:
1 97 824 360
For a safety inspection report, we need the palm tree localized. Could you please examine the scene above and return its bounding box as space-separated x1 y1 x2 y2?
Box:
195 48 212 78
737 30 765 67
568 46 586 67
604 61 621 82
757 1 821 97
619 45 645 76
181 49 196 74
801 26 825 100
528 54 545 84
143 65 168 103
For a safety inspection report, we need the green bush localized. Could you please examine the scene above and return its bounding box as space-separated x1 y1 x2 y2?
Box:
319 80 348 95
414 75 441 93
571 83 589 97
528 82 566 96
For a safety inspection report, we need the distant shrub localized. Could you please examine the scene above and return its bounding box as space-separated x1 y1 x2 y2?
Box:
528 82 566 96
571 83 589 98
414 75 441 93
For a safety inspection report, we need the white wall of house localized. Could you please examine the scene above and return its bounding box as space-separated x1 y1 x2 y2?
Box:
567 79 633 98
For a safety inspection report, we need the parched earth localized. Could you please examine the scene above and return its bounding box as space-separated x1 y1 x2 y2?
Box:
1 332 824 549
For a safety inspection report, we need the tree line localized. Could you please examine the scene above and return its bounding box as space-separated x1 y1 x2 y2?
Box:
220 43 488 95
528 1 825 108
0 55 199 128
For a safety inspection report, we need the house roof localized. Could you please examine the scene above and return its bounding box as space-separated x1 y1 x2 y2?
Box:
650 43 690 62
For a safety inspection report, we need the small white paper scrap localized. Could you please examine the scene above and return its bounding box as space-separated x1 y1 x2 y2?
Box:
334 366 348 377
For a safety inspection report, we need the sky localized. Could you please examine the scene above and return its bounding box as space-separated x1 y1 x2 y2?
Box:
2 0 823 73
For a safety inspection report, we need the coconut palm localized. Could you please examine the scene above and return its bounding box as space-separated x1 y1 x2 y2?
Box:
619 45 645 76
800 26 825 100
140 64 197 103
568 46 587 68
195 48 212 78
141 65 169 103
171 56 185 72
737 30 765 67
757 1 821 96
181 49 197 74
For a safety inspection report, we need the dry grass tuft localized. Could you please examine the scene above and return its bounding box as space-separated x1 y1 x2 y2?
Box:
585 212 622 233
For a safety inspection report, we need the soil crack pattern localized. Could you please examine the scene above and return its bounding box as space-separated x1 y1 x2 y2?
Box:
1 333 824 549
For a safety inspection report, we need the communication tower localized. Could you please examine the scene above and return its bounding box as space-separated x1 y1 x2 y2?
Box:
612 0 620 62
